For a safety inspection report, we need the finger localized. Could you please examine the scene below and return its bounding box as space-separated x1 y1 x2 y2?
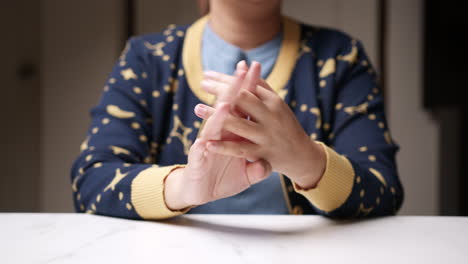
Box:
194 103 216 119
222 69 246 104
239 61 275 94
212 70 247 105
237 60 249 72
204 66 272 93
234 89 269 122
203 74 276 107
203 71 236 85
257 79 274 92
206 140 260 161
246 159 271 185
200 79 251 119
242 62 277 101
200 103 231 140
252 81 278 102
242 61 262 92
201 79 230 97
203 69 249 86
223 114 263 144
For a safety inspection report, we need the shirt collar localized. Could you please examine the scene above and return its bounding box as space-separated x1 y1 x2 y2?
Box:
203 23 283 66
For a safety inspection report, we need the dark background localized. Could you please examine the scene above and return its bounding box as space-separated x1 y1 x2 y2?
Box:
424 0 468 215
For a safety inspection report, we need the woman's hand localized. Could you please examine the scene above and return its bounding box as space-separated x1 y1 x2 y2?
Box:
197 62 327 189
164 67 272 211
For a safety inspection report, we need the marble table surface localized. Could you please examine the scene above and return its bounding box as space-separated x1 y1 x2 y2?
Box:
1 213 467 263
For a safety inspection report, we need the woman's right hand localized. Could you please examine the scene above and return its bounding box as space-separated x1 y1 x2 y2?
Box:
164 65 271 211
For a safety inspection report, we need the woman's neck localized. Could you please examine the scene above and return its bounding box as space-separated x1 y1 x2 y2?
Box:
209 1 282 51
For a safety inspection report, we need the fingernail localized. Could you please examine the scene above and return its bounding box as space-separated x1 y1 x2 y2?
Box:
195 104 206 116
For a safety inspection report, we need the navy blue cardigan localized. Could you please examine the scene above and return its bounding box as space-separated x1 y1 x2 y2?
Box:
71 16 403 220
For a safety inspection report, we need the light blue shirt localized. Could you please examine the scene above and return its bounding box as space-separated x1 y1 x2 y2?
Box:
202 23 282 78
188 24 289 214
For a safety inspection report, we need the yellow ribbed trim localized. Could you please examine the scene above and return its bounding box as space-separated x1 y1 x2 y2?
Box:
131 165 189 219
183 15 300 105
293 142 355 212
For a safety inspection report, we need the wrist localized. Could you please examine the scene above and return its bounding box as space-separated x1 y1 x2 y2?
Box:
164 167 191 211
288 140 326 190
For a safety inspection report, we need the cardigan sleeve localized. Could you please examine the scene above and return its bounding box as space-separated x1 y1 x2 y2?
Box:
70 37 188 220
293 39 404 218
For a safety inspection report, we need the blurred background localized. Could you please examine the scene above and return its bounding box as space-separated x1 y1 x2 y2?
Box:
0 0 466 216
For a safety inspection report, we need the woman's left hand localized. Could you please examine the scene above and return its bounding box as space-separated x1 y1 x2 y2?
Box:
197 62 327 189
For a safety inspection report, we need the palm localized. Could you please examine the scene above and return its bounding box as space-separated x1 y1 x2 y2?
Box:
189 145 250 203
183 102 267 205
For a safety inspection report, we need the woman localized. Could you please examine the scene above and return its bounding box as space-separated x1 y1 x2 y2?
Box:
71 0 403 219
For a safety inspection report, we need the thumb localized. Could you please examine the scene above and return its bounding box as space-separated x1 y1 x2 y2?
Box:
245 159 272 185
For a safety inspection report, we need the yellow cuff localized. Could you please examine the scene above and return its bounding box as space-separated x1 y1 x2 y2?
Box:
293 142 355 212
131 165 189 220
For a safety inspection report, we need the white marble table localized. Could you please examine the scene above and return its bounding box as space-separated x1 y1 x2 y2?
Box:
1 213 467 263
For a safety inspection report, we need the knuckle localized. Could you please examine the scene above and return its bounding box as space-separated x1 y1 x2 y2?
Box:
240 144 250 155
272 96 283 107
244 146 258 160
267 98 278 109
237 89 249 100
